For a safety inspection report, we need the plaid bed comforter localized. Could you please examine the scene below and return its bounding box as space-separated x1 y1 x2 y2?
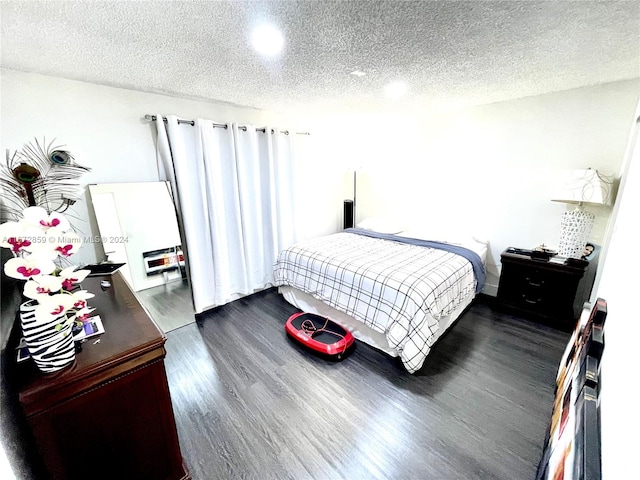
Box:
273 232 478 373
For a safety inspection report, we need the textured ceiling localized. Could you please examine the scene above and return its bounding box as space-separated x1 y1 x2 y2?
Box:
1 1 639 114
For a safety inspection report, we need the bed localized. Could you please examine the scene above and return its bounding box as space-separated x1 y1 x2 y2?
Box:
273 224 488 373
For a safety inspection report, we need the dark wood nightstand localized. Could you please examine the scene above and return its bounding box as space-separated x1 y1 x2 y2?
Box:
497 248 589 331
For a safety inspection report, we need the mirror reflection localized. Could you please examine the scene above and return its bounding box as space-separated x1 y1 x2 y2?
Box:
88 181 194 332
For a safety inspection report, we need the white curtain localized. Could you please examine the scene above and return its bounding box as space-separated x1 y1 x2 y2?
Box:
155 116 297 313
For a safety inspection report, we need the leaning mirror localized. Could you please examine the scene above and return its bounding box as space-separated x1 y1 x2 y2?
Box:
88 181 194 332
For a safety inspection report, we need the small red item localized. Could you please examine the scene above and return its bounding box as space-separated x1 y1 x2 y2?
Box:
285 312 355 360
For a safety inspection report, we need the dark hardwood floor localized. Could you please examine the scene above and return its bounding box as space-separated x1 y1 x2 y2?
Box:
164 289 569 480
1 287 569 480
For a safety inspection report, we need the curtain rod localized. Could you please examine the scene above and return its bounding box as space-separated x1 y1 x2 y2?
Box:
144 115 310 136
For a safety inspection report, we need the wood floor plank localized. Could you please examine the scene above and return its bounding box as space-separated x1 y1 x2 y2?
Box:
162 289 569 480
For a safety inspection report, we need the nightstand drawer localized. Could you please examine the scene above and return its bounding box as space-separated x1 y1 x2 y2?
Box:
500 266 552 311
497 249 588 329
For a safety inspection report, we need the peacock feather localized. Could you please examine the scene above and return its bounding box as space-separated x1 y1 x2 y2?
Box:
0 138 90 220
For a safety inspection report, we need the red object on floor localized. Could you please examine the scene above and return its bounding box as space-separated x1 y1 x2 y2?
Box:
285 312 355 360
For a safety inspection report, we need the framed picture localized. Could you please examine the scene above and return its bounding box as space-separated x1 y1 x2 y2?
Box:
572 385 601 480
555 298 607 392
536 299 606 479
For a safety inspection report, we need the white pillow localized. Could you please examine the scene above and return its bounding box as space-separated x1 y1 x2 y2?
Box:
356 217 404 234
398 229 489 263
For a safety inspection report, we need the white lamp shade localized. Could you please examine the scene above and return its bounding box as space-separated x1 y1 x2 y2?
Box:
551 169 614 206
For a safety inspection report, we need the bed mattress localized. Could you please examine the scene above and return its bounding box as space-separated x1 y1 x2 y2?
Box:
273 230 485 372
280 285 475 358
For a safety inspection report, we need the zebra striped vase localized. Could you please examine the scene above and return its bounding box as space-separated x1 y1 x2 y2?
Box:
20 300 76 373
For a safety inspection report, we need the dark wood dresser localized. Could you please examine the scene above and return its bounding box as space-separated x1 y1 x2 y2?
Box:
497 249 589 331
7 271 190 480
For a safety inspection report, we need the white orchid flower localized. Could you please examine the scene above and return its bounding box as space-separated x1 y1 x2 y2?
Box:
55 231 82 258
15 224 68 259
22 206 71 233
21 223 51 249
0 221 23 252
41 228 83 257
24 280 47 300
59 266 91 291
4 255 56 280
69 290 95 310
34 293 75 323
0 220 45 255
70 306 96 323
23 275 65 299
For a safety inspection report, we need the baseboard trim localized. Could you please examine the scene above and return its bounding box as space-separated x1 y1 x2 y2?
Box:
482 283 498 297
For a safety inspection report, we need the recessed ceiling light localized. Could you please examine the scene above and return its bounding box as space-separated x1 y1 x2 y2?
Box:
350 70 366 77
384 81 408 99
251 25 284 57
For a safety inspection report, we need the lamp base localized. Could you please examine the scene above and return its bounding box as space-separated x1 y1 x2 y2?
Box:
343 199 354 229
558 209 594 259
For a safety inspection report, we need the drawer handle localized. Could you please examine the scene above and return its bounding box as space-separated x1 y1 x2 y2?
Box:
523 295 541 304
524 277 544 287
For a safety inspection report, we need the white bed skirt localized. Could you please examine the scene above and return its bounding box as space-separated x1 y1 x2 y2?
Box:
279 286 476 358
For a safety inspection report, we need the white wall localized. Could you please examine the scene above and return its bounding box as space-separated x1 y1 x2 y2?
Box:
1 65 638 480
3 70 635 295
594 102 639 478
0 68 288 266
294 80 639 294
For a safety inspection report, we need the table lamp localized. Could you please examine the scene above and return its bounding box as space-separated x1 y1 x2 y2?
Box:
551 169 613 259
